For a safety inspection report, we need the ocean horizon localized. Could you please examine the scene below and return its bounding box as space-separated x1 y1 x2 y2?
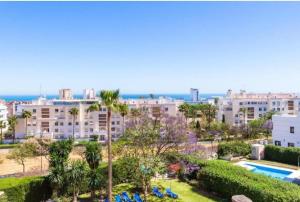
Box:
0 94 224 102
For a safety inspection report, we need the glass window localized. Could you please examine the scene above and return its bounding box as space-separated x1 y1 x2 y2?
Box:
288 142 295 147
290 126 295 134
275 141 281 146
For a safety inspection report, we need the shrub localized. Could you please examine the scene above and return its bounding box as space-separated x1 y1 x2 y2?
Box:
0 176 52 202
181 155 300 202
265 145 300 166
217 141 251 157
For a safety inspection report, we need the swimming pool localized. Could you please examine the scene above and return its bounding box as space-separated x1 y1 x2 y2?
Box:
236 161 300 182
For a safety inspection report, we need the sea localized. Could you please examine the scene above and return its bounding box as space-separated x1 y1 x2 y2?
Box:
0 94 224 102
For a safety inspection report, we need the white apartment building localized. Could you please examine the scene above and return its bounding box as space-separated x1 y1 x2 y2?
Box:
15 90 183 141
217 90 300 126
0 103 8 131
190 88 199 102
272 114 300 147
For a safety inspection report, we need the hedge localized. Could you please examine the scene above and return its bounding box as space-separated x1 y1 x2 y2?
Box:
180 155 300 202
217 141 251 157
265 145 300 166
0 176 52 202
0 144 18 149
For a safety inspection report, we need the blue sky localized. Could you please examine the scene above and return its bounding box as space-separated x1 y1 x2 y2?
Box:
1 2 300 95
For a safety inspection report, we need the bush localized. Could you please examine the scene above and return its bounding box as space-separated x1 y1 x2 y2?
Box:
265 145 300 166
0 176 52 202
217 141 251 157
180 155 300 202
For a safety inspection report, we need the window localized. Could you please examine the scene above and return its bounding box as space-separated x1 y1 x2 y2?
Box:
235 114 239 118
288 143 295 147
55 109 59 113
112 121 115 125
165 107 168 112
85 122 88 126
76 122 79 125
116 121 120 125
68 122 72 126
111 127 115 131
60 122 64 126
32 109 36 113
55 122 58 126
275 141 281 146
55 129 59 133
259 108 262 111
89 128 93 132
290 126 295 134
259 114 262 118
100 135 105 141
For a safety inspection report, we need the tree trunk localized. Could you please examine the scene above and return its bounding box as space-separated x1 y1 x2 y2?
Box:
73 116 75 140
107 109 113 202
122 116 125 135
143 178 148 202
13 129 15 144
25 118 28 137
40 155 43 172
72 188 77 202
22 163 25 173
0 128 2 144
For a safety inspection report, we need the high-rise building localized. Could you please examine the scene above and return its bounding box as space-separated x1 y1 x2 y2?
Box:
59 89 73 100
83 88 96 99
0 103 8 132
190 88 199 102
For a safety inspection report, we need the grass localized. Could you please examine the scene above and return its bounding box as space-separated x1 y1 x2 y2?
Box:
79 179 221 202
0 176 42 190
0 144 18 149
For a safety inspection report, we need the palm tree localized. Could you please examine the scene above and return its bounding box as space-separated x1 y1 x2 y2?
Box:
239 107 248 126
8 115 18 143
100 89 120 202
0 120 6 144
118 103 129 134
87 102 101 114
178 103 190 125
69 108 79 140
67 160 87 202
22 110 32 137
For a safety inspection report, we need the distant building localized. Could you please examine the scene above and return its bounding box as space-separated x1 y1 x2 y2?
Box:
14 89 183 141
272 114 300 147
83 88 96 99
190 88 199 102
217 89 300 126
59 89 73 100
0 103 8 132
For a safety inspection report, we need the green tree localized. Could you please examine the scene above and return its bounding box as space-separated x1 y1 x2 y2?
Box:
7 139 37 172
100 89 120 202
84 142 102 199
0 120 6 144
118 103 129 134
69 108 79 140
48 140 73 196
22 110 32 137
67 160 87 202
8 115 18 143
178 103 190 125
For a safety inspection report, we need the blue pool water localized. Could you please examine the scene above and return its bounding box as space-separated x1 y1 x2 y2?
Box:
245 163 292 180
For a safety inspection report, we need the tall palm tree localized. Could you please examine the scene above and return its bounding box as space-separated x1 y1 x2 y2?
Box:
118 103 129 134
87 102 101 114
0 120 6 144
100 89 120 202
69 108 79 140
8 115 18 143
239 107 248 125
22 110 32 137
178 103 190 125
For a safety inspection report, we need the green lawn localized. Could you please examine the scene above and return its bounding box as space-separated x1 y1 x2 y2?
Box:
79 179 221 202
152 179 220 202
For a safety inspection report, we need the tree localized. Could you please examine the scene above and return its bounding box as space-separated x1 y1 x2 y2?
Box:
100 89 120 202
69 108 79 140
8 115 18 143
118 111 188 201
48 140 73 196
84 142 102 199
67 160 87 202
118 103 129 134
239 107 248 126
22 110 32 137
0 120 6 144
178 103 190 125
198 104 217 130
7 139 37 172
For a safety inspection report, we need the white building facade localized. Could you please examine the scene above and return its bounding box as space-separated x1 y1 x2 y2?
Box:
0 103 8 131
272 114 300 147
217 90 300 126
190 88 199 102
15 91 183 142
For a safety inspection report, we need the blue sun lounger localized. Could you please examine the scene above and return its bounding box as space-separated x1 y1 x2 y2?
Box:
152 187 164 198
115 195 122 202
133 193 143 202
166 188 178 199
121 192 133 202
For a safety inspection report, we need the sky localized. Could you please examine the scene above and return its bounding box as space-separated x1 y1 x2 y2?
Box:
1 2 300 95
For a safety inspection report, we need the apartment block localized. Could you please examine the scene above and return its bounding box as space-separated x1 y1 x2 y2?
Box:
217 90 300 126
0 103 8 132
272 114 300 147
14 90 183 141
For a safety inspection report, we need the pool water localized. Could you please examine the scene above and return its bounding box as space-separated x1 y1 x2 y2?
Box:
245 163 292 180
